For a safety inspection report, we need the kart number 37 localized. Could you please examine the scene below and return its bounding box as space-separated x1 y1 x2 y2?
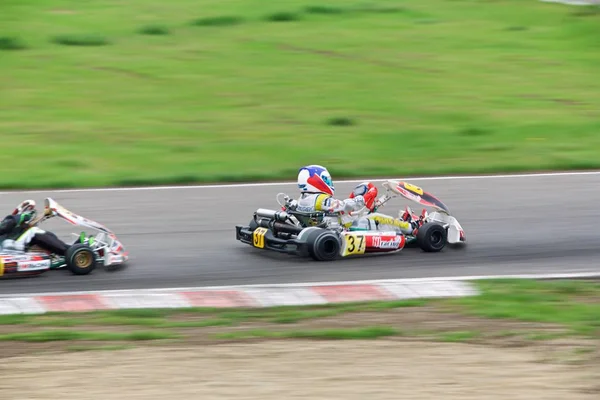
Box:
343 234 366 256
253 227 268 249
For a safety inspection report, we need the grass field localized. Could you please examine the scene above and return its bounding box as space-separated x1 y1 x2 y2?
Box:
1 0 599 188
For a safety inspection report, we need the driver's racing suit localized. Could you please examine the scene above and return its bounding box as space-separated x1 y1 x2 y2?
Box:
0 211 71 256
294 182 420 234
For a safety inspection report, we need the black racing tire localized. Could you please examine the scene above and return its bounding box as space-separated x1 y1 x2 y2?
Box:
65 243 97 275
416 222 447 253
306 229 341 261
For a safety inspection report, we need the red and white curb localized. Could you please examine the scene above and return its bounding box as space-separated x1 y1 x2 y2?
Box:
0 280 478 315
1 271 597 315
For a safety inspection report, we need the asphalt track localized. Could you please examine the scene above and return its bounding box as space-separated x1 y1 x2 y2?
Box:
0 172 599 294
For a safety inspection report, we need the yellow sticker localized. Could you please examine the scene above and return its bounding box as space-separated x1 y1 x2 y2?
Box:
370 215 411 229
0 259 4 277
343 233 366 256
403 182 424 195
252 227 268 249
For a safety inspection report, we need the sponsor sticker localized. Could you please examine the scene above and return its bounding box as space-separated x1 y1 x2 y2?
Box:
17 260 50 272
371 216 410 229
372 236 402 249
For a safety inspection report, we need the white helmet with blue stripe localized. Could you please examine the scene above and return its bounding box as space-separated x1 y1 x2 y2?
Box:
297 165 335 196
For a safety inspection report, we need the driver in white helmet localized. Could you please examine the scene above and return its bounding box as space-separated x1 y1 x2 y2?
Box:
293 164 421 233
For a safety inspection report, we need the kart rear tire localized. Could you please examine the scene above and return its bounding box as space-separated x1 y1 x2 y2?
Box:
306 229 341 262
416 222 447 253
65 243 97 275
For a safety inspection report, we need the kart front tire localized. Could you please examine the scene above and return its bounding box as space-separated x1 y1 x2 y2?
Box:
416 222 447 253
306 229 341 261
65 243 97 275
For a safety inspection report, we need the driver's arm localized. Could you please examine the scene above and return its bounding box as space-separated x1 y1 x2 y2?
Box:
349 182 378 211
318 183 378 214
318 196 366 214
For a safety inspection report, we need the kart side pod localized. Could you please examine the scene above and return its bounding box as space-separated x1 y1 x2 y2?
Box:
296 222 449 262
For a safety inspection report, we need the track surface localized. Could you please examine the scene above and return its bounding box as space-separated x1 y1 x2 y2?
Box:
0 173 599 294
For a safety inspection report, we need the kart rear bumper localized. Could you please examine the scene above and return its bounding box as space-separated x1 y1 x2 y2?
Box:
235 225 310 257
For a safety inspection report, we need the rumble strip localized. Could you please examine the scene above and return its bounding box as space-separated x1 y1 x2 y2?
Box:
0 280 478 315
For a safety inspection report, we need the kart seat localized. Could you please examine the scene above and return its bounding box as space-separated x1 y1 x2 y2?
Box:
288 210 329 228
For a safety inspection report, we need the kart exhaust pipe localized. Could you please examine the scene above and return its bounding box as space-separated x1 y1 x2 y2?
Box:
255 208 290 222
272 221 303 235
256 218 303 235
256 218 272 228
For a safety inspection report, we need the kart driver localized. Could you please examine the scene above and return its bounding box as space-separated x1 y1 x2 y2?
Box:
294 164 422 233
0 200 72 256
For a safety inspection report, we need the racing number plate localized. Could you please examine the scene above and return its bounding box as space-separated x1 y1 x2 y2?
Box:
403 182 423 196
252 227 268 249
0 259 4 277
342 233 366 257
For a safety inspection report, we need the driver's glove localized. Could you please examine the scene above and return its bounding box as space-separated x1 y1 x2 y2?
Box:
349 183 378 212
18 211 36 227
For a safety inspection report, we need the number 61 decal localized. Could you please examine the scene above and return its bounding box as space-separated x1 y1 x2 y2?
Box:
342 233 366 256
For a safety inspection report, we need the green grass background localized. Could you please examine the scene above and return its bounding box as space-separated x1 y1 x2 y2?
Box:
1 0 599 188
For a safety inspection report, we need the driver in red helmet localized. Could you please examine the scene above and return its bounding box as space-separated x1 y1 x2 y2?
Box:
294 165 422 233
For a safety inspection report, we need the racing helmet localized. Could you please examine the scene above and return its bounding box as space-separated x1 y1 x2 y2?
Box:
12 199 37 220
297 165 335 196
12 199 36 215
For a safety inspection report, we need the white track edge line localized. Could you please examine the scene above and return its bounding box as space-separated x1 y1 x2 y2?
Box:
1 271 598 298
1 170 600 195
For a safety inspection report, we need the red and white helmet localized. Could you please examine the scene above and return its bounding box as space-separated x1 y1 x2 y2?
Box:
297 165 335 196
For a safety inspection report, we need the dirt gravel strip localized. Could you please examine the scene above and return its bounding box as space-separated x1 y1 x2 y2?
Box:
3 340 599 400
0 279 478 314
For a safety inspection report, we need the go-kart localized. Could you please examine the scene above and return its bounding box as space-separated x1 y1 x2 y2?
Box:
0 198 129 278
235 179 466 261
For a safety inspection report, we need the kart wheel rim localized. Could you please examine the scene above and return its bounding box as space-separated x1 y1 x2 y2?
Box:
74 252 92 268
430 231 443 246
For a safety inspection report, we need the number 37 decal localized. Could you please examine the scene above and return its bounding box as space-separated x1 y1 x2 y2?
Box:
342 233 366 256
252 227 268 249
